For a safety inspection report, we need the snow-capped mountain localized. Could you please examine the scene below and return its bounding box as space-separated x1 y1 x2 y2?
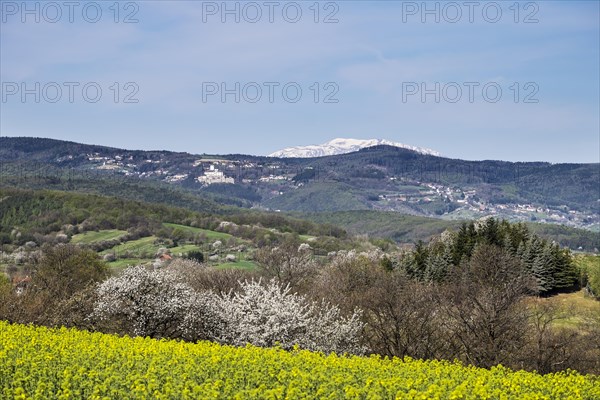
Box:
268 138 440 158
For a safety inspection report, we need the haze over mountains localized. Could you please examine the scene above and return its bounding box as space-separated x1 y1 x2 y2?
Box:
269 138 441 158
1 137 598 233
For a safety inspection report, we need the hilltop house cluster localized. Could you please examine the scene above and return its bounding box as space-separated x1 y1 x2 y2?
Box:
79 151 598 231
197 165 234 185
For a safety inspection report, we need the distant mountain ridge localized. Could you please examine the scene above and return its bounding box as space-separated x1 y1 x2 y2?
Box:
269 138 440 158
0 137 598 233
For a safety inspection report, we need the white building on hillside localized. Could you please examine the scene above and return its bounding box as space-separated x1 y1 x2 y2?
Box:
197 165 234 185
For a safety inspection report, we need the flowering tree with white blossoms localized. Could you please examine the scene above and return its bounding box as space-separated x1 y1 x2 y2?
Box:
93 267 365 354
92 265 222 341
217 279 365 354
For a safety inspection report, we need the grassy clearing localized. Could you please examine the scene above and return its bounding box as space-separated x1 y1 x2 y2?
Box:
71 230 128 244
549 290 600 314
107 258 152 270
298 234 316 241
535 290 600 329
391 184 425 192
100 236 158 257
95 227 234 266
163 223 233 241
215 260 258 271
213 250 257 271
170 244 203 255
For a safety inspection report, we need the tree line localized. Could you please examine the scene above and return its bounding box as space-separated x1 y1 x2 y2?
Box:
398 218 580 295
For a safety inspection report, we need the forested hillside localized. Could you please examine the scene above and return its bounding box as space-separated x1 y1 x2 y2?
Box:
1 137 598 229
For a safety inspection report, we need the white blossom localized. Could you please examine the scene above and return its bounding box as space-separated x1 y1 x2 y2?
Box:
92 265 221 340
92 267 365 354
216 279 365 354
297 243 311 252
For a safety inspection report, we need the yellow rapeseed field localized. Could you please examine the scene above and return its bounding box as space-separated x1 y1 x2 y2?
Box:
1 321 598 399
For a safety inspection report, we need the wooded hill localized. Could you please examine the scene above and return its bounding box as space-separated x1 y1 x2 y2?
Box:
1 137 598 218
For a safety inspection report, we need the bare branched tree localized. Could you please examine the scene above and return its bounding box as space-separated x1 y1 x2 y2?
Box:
255 241 317 291
436 244 534 368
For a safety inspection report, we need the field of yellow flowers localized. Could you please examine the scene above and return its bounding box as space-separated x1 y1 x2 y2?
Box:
1 321 598 399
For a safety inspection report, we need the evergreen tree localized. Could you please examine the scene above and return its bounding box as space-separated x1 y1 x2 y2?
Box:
424 245 453 282
531 246 553 294
452 222 476 265
548 244 578 291
481 218 501 247
405 218 578 294
503 234 517 256
410 241 429 280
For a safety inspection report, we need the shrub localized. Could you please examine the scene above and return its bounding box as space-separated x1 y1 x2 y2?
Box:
185 250 204 263
92 265 222 341
217 279 364 354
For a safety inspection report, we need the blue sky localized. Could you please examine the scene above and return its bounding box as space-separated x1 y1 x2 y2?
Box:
1 0 598 162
